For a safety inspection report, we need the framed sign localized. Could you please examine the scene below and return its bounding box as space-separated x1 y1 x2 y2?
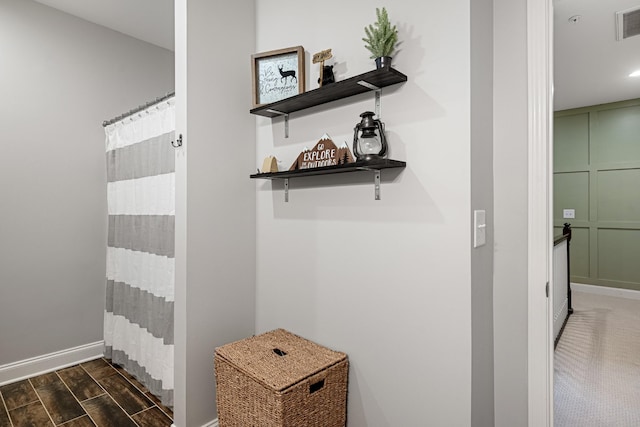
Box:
251 46 305 107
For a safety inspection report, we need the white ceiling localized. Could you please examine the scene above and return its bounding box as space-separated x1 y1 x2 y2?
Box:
554 0 640 110
33 0 174 51
32 0 640 111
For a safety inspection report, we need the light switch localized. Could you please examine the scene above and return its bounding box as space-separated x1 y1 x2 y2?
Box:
474 210 486 248
563 209 575 219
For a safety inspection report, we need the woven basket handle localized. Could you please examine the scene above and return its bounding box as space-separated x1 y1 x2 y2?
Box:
310 378 325 394
272 348 287 357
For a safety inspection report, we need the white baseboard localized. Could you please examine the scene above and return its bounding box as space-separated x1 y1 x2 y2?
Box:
0 341 104 386
171 420 218 427
572 283 640 300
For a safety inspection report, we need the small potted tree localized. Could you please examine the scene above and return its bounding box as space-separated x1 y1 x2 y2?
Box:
362 7 399 69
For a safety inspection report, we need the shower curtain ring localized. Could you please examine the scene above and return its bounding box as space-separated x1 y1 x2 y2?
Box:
171 134 183 148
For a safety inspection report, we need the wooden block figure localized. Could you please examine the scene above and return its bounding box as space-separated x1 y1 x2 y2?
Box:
261 156 279 173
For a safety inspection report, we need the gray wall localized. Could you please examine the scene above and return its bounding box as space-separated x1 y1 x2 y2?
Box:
0 0 174 365
471 0 495 425
254 1 474 425
173 1 256 426
493 0 530 424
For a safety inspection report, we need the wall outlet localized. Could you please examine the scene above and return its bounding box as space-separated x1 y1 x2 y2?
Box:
563 209 575 219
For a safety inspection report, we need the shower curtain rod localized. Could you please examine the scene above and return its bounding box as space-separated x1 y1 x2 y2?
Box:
102 91 175 127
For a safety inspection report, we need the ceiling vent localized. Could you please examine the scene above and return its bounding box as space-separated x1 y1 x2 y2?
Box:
616 6 640 40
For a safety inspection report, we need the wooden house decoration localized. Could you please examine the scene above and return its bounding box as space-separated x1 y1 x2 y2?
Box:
261 155 279 173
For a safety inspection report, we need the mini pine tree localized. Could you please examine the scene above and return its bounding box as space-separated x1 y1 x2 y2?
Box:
362 7 399 59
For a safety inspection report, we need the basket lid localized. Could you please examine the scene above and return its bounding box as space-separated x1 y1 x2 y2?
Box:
215 329 346 392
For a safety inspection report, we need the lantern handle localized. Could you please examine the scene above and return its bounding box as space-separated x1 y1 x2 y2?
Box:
375 119 387 158
352 123 362 160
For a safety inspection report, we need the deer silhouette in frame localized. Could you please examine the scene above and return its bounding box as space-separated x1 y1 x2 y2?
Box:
278 65 297 84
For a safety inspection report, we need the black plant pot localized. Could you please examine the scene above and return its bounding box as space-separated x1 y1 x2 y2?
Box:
375 56 392 69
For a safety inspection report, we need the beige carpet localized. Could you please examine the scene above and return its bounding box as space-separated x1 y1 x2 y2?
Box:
554 291 640 426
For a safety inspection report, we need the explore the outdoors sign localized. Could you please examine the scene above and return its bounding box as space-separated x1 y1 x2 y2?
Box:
289 134 355 170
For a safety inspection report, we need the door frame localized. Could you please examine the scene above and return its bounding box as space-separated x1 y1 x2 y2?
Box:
526 0 554 425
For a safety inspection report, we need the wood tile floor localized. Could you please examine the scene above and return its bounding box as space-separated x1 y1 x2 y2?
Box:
0 358 173 427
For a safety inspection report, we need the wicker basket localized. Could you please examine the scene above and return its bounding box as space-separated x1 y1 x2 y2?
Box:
214 329 348 427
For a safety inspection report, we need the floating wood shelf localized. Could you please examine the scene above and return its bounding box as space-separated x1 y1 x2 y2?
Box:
251 159 406 201
250 68 408 200
250 67 407 118
250 159 406 179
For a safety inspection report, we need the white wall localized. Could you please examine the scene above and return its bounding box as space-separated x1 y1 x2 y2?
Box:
254 1 473 425
173 0 540 424
173 1 256 426
0 0 174 366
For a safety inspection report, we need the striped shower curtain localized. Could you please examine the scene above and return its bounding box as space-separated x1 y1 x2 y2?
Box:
103 98 175 407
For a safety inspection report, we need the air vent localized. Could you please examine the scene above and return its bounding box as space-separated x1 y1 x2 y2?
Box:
616 6 640 40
